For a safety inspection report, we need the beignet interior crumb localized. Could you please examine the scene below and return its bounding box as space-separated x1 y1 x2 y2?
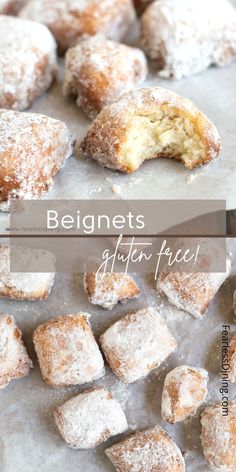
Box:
121 107 206 171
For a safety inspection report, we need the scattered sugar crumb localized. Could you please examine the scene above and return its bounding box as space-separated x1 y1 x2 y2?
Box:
88 186 102 194
112 184 122 195
186 173 198 184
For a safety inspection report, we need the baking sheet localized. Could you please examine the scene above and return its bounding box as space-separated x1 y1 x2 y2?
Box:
0 240 235 472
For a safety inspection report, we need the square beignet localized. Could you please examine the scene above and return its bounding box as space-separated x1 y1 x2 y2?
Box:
0 15 57 110
54 386 128 449
201 401 236 472
0 315 33 389
161 365 208 424
0 109 74 210
84 273 140 309
105 425 185 472
63 35 147 119
157 268 230 319
0 245 55 300
33 314 104 387
99 307 177 383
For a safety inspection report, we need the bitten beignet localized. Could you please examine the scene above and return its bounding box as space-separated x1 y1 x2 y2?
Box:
33 314 104 387
20 0 136 54
82 87 221 173
105 425 185 472
84 273 140 309
54 387 128 449
0 15 57 110
161 365 208 424
64 35 148 119
141 0 236 79
0 315 33 389
201 401 236 472
0 0 26 14
0 109 74 210
157 268 230 319
99 306 177 383
229 334 236 384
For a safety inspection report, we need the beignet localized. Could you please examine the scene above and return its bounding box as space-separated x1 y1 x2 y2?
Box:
0 15 57 110
99 306 177 383
20 0 136 54
84 272 140 309
161 365 208 423
105 425 185 472
201 401 236 472
63 35 148 119
33 314 104 387
141 0 236 79
0 245 55 300
157 268 230 319
0 315 33 389
54 387 128 449
82 87 221 173
0 109 74 210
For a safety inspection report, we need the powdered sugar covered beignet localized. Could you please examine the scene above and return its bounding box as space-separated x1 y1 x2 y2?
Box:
64 35 148 119
105 425 185 472
33 314 104 387
157 267 230 319
82 87 221 173
162 365 208 424
0 16 57 110
229 334 236 384
0 245 55 300
0 109 74 210
84 273 140 309
0 0 26 14
201 401 236 472
20 0 136 54
54 386 128 449
0 315 33 389
141 0 236 80
100 307 177 383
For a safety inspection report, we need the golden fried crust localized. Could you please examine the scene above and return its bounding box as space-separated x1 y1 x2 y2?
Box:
0 109 74 208
201 401 236 472
161 366 208 423
84 272 140 309
63 36 147 119
82 87 221 173
33 314 104 387
20 0 136 53
105 425 185 472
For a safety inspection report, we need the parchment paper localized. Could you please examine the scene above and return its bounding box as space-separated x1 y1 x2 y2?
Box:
0 238 235 472
0 1 236 470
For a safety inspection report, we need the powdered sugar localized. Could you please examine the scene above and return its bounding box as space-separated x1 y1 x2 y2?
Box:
141 0 236 79
0 16 57 110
